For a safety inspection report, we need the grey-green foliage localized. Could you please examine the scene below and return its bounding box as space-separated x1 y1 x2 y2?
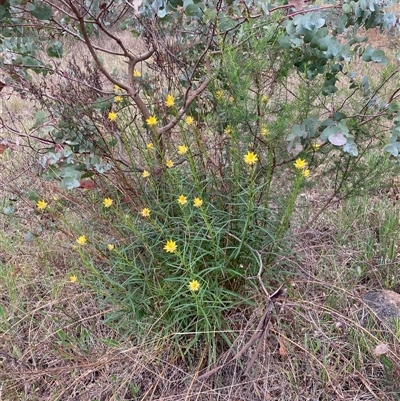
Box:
1 0 399 185
140 0 397 155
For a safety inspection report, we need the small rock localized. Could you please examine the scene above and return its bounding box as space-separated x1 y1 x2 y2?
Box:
362 290 400 329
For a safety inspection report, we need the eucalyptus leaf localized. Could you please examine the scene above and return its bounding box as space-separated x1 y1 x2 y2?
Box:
343 141 358 156
33 110 46 128
328 132 347 146
371 49 388 66
3 206 14 216
61 177 81 190
383 143 399 157
47 41 63 58
28 3 52 20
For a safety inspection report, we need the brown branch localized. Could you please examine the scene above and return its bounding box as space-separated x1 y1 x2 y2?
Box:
157 76 212 135
196 286 285 381
50 18 127 56
282 4 340 20
67 0 152 119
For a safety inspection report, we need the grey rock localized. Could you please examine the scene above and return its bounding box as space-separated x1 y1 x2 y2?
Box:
362 290 400 330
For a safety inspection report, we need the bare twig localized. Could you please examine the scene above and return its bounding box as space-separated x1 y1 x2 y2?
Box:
196 286 285 381
67 0 153 119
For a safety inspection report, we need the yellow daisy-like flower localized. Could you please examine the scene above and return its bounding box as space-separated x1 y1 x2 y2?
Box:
164 240 177 253
224 125 232 135
261 95 269 103
69 275 77 283
261 126 269 136
177 145 188 155
36 199 48 210
228 96 235 103
215 90 223 99
193 197 203 208
103 198 113 208
311 142 321 151
146 115 158 127
294 158 307 170
133 69 141 77
76 235 87 245
185 116 194 126
302 169 310 178
188 279 200 292
108 111 117 121
146 142 154 150
142 170 150 178
141 208 150 217
165 94 175 107
114 95 123 103
107 244 114 251
243 151 258 166
113 84 120 91
177 195 188 205
166 159 174 168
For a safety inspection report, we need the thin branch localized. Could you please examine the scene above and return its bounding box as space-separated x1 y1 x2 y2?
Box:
157 76 212 134
67 0 152 119
196 286 285 381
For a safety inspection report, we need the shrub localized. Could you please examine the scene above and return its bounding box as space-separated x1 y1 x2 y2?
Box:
1 0 400 355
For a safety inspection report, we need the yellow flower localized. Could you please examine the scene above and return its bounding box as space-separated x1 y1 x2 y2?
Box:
141 207 151 217
103 198 113 208
108 111 117 121
311 142 321 151
164 240 177 253
261 126 269 136
133 69 141 77
224 125 232 135
177 195 188 205
36 199 48 210
185 116 194 125
146 115 158 127
166 159 174 168
228 96 235 103
188 279 200 292
113 84 120 91
146 142 154 150
177 145 188 155
193 197 203 208
261 95 269 103
142 170 150 178
69 275 77 283
114 95 123 103
302 169 310 178
215 90 223 99
165 94 175 107
294 158 307 170
107 244 114 251
243 151 258 166
76 235 87 245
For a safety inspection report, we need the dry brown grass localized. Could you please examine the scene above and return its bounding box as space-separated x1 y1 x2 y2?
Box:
2 272 399 400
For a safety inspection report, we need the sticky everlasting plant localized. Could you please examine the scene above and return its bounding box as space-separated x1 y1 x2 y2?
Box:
66 20 322 355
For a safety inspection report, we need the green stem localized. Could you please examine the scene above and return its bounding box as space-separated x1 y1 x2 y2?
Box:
233 165 255 258
275 172 303 241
